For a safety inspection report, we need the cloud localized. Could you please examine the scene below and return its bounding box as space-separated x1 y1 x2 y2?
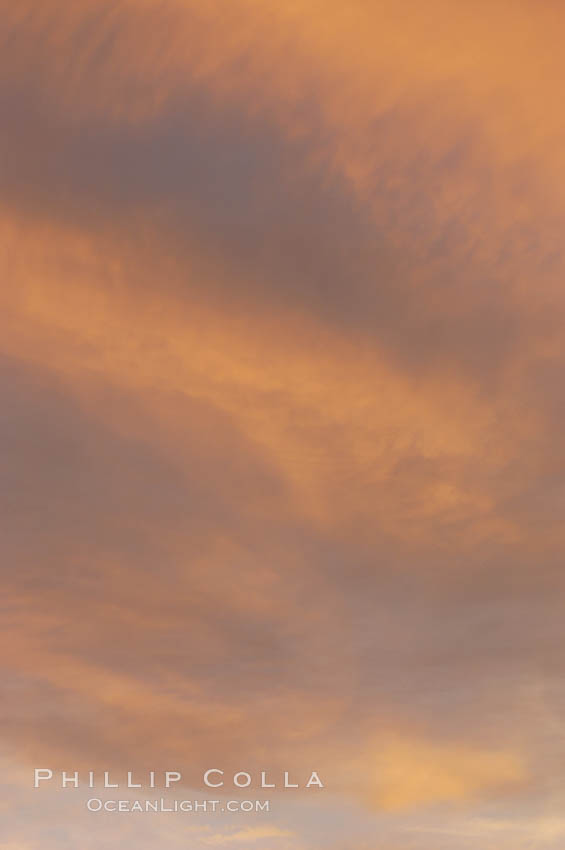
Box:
371 736 526 811
202 826 294 845
2 1 565 848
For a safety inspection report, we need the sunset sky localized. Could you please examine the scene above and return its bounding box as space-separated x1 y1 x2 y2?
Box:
2 2 565 848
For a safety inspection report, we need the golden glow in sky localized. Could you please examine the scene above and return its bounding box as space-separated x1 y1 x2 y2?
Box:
2 2 565 848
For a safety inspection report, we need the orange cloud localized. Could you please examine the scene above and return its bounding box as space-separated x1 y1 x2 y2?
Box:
370 735 526 811
2 3 565 849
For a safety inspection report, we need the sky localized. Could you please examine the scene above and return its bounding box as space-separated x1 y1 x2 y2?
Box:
2 1 565 848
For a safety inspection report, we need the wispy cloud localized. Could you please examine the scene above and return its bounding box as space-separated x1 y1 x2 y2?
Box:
2 2 565 849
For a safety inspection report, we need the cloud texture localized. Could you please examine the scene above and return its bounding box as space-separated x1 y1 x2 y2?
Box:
2 1 565 847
